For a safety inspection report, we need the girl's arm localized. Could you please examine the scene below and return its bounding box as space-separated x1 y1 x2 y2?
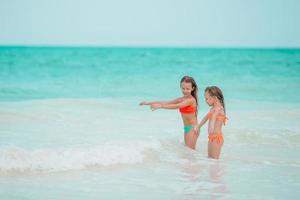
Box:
194 115 208 132
139 97 182 106
151 98 193 110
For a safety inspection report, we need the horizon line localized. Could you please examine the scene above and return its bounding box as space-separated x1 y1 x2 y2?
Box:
0 44 299 50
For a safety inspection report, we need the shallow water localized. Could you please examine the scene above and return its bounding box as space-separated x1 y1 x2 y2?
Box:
0 47 300 199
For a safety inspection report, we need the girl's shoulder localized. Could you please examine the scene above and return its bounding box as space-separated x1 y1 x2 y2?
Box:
211 107 224 114
179 96 196 107
177 96 185 102
186 96 196 105
187 95 196 103
215 107 225 115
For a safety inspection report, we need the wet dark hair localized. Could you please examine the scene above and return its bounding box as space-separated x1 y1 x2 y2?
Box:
180 76 198 115
205 86 226 114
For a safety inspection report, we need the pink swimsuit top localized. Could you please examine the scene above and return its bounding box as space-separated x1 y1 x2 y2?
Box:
207 111 228 125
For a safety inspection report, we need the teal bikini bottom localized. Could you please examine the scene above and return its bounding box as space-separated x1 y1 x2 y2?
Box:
184 125 194 134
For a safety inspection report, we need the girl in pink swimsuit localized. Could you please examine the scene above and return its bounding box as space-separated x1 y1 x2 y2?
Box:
194 86 227 159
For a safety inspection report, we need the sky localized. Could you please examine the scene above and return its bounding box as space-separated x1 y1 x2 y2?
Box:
0 0 299 47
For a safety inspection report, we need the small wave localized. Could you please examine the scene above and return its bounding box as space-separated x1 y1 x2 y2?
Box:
0 141 161 173
225 128 300 146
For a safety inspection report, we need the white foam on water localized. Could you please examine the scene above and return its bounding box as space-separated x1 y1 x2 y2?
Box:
0 140 161 173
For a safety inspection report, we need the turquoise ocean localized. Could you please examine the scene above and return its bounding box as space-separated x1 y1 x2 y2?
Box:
0 47 300 199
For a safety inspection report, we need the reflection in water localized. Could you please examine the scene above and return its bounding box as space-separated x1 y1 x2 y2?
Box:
159 140 228 199
178 152 228 200
208 161 228 199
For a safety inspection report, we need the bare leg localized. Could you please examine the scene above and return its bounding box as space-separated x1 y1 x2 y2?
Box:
207 141 212 158
184 132 194 149
184 129 199 150
208 140 223 159
192 129 200 149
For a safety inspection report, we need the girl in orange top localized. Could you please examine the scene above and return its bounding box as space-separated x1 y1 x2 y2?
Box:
194 86 227 159
140 76 199 150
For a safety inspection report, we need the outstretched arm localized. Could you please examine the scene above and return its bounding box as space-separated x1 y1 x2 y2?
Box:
139 97 182 106
151 98 193 110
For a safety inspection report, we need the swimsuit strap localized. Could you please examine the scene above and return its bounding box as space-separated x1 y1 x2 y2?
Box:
207 110 228 125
